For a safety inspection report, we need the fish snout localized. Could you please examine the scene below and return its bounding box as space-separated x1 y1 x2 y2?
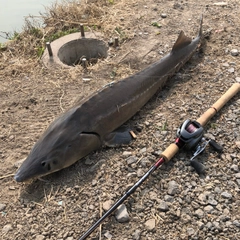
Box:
14 171 24 182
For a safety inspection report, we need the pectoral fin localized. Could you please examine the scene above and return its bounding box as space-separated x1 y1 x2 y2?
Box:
103 126 136 147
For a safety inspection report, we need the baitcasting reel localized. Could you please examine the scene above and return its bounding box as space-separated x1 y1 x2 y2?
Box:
177 119 223 174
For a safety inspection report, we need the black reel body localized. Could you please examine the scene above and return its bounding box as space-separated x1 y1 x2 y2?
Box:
176 119 222 175
177 119 204 150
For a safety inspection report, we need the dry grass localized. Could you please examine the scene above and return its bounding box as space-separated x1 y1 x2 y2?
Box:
0 0 138 77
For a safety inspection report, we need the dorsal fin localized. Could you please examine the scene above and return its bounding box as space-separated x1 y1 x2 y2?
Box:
171 31 192 52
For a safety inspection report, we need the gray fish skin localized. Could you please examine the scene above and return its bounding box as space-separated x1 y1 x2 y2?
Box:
14 17 203 182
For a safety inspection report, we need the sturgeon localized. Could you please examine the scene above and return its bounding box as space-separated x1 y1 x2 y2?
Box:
14 17 203 182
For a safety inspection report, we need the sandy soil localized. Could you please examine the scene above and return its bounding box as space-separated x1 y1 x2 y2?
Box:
0 0 239 239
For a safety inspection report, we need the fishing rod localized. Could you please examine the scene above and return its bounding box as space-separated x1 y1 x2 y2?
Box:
79 82 240 240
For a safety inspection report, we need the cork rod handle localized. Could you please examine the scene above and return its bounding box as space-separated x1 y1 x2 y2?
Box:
197 83 240 126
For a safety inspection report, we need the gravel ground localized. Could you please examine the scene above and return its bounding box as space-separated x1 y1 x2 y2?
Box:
0 0 239 239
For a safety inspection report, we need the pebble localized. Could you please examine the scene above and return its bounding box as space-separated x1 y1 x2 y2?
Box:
213 2 228 6
137 168 145 177
115 204 129 223
91 179 97 186
157 200 169 211
235 172 240 178
195 209 204 218
139 147 147 153
197 221 204 229
208 198 218 206
35 235 45 240
126 156 137 165
221 191 232 199
144 218 155 231
168 180 179 195
104 231 113 239
230 49 239 56
228 67 234 73
204 205 214 213
233 220 240 228
102 200 113 211
236 77 240 83
222 62 229 67
230 164 239 172
187 228 195 236
132 229 141 240
0 203 6 211
122 151 132 157
161 13 167 18
2 224 12 234
164 195 174 202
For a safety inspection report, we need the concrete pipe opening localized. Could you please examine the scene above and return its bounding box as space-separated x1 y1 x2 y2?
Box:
58 38 108 67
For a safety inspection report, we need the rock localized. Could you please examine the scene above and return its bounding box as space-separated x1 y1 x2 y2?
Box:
132 229 141 240
228 67 234 73
233 220 240 228
213 2 228 6
102 200 113 211
164 195 174 202
187 228 195 236
92 179 97 186
197 221 204 230
157 200 169 211
126 156 137 165
139 147 147 153
122 151 132 157
198 192 209 205
235 173 240 178
230 164 239 172
137 168 145 177
2 224 12 234
161 13 167 18
208 198 218 206
167 181 179 195
230 49 239 56
104 231 113 239
222 62 229 67
206 222 212 229
221 191 232 199
204 205 214 213
213 221 220 230
181 213 192 223
0 203 6 211
115 204 129 223
236 77 240 83
145 218 155 231
35 235 45 240
195 209 204 218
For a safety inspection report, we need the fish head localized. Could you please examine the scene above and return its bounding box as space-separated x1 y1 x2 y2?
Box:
14 119 101 182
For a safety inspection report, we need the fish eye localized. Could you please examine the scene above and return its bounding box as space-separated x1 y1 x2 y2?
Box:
41 161 46 167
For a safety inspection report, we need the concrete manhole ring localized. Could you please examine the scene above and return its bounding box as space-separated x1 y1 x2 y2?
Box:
42 31 108 68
